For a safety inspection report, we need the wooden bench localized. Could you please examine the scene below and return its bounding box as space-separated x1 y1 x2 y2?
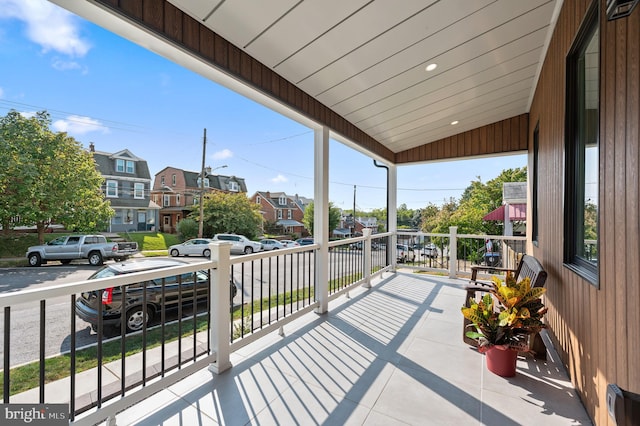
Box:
463 254 548 359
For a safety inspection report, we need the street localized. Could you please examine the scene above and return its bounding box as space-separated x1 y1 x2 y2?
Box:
0 250 370 367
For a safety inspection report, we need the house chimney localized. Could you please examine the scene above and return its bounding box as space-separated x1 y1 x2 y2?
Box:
89 142 95 152
266 191 271 198
205 166 211 175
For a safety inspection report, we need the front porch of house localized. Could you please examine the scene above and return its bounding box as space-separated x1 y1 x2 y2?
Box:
86 271 590 425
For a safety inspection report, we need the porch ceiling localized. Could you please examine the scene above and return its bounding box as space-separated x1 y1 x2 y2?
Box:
51 0 560 160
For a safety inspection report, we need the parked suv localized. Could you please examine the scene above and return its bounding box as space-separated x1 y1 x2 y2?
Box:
396 244 415 263
212 234 262 254
75 258 237 333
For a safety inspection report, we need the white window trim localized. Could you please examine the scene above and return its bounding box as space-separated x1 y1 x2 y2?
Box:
106 180 118 197
134 183 144 199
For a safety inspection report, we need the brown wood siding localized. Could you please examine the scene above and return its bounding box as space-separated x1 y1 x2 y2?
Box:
394 114 529 163
95 0 395 162
529 1 640 424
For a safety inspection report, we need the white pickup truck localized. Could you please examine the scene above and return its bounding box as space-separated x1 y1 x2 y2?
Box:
26 234 139 266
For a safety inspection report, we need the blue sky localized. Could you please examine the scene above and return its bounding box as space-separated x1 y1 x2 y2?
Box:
0 0 526 212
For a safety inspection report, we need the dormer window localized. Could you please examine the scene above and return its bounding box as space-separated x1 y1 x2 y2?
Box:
229 181 239 192
116 159 135 173
278 196 287 205
197 177 210 188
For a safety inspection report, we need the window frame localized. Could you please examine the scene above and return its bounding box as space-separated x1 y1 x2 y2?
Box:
532 122 540 246
563 0 600 287
106 180 118 198
134 183 145 199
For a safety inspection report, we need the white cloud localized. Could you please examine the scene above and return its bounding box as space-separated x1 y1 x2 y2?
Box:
271 174 288 183
52 115 109 135
212 149 233 160
0 0 91 57
51 57 87 74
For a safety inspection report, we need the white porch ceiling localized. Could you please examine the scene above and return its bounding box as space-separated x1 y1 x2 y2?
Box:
51 0 561 157
168 0 561 154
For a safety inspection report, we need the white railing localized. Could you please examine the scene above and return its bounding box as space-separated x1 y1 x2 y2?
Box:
0 229 522 424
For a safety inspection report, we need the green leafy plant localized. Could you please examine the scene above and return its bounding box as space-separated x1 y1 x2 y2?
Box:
461 273 547 351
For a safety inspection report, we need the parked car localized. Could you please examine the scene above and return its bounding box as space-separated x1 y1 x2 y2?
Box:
295 238 315 246
212 234 262 254
26 234 138 267
349 241 379 250
75 258 238 333
260 239 284 251
396 244 415 263
421 243 439 258
168 238 214 257
280 240 300 248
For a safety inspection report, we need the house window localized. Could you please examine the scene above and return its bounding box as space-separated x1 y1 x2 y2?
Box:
125 209 133 224
564 1 599 286
278 196 287 205
287 210 292 219
197 177 210 188
532 122 539 245
256 196 261 204
176 194 181 205
106 180 118 197
229 181 239 192
134 183 144 199
161 176 165 186
163 194 170 207
277 210 283 219
172 174 176 186
116 159 135 173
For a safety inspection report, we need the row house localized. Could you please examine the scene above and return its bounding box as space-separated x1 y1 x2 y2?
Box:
90 144 159 232
151 166 247 234
251 191 310 236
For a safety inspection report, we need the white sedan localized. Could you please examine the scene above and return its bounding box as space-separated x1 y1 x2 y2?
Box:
280 240 300 248
260 239 285 250
168 238 214 257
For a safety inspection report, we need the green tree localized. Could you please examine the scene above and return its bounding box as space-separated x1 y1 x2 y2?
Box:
302 202 341 236
194 191 262 239
176 218 198 240
0 110 113 243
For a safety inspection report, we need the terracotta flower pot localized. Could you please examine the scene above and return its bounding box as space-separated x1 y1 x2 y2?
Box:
485 345 518 377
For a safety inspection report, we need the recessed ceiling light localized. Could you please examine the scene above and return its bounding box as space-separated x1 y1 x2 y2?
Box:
451 120 459 125
425 63 437 72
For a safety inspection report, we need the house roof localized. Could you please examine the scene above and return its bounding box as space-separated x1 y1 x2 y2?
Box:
92 149 151 180
483 203 527 221
276 219 304 227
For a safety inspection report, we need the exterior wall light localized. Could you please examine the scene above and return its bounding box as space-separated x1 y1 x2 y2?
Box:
606 0 639 20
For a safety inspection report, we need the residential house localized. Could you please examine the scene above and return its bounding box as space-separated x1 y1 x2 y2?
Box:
90 144 159 232
482 182 527 236
251 191 309 236
334 214 379 238
151 166 247 234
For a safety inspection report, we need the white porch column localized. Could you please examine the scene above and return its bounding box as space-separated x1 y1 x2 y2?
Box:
388 164 398 268
314 126 330 314
208 241 232 374
448 226 458 279
362 228 372 288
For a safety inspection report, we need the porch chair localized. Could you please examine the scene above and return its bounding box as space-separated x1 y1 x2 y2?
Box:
463 254 548 359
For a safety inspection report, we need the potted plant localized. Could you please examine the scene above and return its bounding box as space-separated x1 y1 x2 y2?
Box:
461 273 547 376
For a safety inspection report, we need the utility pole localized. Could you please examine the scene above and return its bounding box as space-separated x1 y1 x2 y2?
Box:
198 128 207 238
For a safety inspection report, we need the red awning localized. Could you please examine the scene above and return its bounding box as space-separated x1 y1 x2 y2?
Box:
482 203 527 221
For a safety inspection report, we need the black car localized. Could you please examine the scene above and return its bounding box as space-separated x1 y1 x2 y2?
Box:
75 258 237 333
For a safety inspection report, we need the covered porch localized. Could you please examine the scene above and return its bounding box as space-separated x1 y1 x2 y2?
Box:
102 271 589 425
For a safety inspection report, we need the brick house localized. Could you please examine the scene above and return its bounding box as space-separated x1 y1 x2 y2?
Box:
151 166 247 234
90 144 159 232
250 191 310 236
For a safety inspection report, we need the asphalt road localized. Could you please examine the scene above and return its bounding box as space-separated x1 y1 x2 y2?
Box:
0 250 374 367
